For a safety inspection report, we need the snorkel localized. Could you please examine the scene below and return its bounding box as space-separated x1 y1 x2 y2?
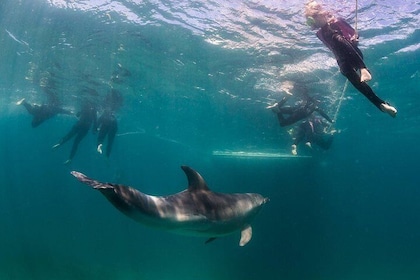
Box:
306 16 316 28
305 1 331 29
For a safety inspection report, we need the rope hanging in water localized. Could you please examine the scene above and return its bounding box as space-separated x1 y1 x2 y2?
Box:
355 0 358 31
329 79 349 129
329 0 359 127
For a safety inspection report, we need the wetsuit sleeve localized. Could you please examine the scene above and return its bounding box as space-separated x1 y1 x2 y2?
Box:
318 20 366 70
336 18 358 43
316 30 332 51
333 31 365 66
333 19 363 57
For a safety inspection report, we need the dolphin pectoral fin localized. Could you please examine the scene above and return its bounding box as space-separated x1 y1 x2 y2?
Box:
205 237 217 244
71 171 114 190
239 225 252 246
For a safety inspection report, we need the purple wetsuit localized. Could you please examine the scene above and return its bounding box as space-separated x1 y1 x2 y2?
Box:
316 18 385 109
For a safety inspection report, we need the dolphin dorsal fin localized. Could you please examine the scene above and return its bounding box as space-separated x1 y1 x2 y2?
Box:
181 166 209 192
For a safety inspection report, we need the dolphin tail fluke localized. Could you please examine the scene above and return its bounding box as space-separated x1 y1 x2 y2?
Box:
71 171 114 190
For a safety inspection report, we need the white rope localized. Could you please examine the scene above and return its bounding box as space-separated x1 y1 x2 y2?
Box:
355 0 358 31
328 0 359 129
329 79 349 129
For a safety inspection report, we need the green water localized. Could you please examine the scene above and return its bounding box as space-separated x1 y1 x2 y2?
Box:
1 0 419 279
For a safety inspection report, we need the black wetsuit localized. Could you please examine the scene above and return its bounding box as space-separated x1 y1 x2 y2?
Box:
96 110 118 157
21 101 71 127
56 104 97 160
276 96 332 127
21 74 73 127
293 118 333 150
316 18 385 110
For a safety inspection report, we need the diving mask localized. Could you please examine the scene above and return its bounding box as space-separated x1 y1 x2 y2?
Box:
306 16 316 27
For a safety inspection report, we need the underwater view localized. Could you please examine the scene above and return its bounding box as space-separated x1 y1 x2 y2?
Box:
1 0 419 279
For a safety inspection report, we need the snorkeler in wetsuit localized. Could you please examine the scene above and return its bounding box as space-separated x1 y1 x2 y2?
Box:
267 82 332 127
17 99 72 127
96 109 118 157
52 101 97 164
291 116 334 155
268 95 332 127
17 84 72 127
95 89 123 158
304 1 397 117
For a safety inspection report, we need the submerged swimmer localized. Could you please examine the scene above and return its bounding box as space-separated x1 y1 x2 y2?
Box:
17 82 72 127
96 108 118 157
267 82 332 127
95 89 122 158
305 1 397 117
17 72 73 127
17 98 72 127
290 116 334 155
52 100 97 164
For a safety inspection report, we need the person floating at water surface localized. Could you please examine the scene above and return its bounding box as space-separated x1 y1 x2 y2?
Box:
304 1 397 117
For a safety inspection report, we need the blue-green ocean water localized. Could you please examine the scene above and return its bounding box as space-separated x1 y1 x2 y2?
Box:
1 0 420 279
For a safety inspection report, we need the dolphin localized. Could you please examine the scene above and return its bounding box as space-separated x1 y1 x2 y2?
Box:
71 165 268 246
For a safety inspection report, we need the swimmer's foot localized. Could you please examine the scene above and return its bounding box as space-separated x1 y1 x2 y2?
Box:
305 142 312 149
97 144 103 154
266 102 280 113
360 68 372 83
16 98 25 105
329 129 338 135
52 143 61 149
266 102 278 109
380 103 397 118
291 144 297 156
63 159 72 165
